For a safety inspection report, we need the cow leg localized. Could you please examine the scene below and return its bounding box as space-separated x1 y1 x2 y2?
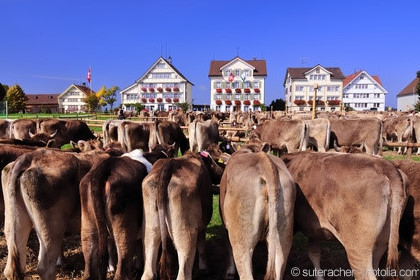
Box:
111 215 138 279
224 241 237 280
141 203 161 280
196 228 209 271
174 230 197 280
307 240 325 280
345 247 376 280
3 194 33 280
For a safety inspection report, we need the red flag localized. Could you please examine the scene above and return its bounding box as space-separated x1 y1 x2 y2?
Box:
86 67 92 83
228 72 235 82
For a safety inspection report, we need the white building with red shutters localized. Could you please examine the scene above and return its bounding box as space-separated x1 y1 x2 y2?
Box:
208 57 267 112
120 56 193 112
342 70 387 111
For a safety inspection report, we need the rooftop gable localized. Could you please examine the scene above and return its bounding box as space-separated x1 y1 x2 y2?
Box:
343 70 387 93
134 56 193 85
208 57 267 77
58 84 95 99
397 77 419 97
284 65 345 85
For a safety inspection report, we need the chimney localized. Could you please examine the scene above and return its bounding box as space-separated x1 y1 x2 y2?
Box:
168 56 172 64
82 82 86 86
253 57 257 60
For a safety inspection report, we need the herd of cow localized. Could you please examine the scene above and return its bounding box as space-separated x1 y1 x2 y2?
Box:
0 110 419 280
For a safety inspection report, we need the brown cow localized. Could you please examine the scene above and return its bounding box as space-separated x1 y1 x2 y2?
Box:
141 151 224 280
188 119 221 152
9 119 37 140
219 142 296 280
391 160 420 269
117 121 151 152
2 148 115 280
281 152 408 280
329 118 383 155
102 119 123 146
0 119 13 139
79 145 172 280
37 118 96 147
249 119 308 155
304 118 330 152
150 120 189 155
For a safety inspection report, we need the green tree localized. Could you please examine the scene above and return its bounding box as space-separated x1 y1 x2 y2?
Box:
102 86 119 111
0 82 7 101
83 91 100 113
126 103 144 114
6 84 27 113
176 102 189 113
268 99 285 111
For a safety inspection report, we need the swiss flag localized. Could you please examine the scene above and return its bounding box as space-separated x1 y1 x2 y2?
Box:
228 72 235 82
86 67 92 83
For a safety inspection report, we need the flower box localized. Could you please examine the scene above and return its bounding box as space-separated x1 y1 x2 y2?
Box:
148 87 155 92
308 100 325 106
157 97 163 103
254 88 260 93
235 88 241 93
244 88 251 93
243 100 251 105
173 97 179 102
294 100 306 106
216 100 222 105
141 98 147 103
225 88 232 93
165 87 172 92
234 100 241 106
216 88 222 93
157 87 163 92
327 100 341 106
141 87 147 92
165 98 172 102
173 87 180 92
253 100 260 106
225 100 232 105
148 98 155 102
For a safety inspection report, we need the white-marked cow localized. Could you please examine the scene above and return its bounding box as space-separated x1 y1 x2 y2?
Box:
249 119 308 155
2 148 115 280
281 151 408 280
79 145 172 280
329 118 383 155
219 142 296 280
141 151 224 280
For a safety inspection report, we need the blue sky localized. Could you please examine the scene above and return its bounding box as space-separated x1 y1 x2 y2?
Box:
1 0 419 109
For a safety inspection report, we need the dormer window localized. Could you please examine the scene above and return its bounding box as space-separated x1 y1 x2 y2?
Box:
316 68 320 73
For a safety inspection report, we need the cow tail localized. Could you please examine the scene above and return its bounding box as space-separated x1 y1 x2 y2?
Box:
86 164 110 279
261 153 280 280
386 171 408 280
299 122 309 151
157 159 173 280
154 120 163 145
177 125 190 155
378 120 384 155
325 119 331 151
117 122 128 151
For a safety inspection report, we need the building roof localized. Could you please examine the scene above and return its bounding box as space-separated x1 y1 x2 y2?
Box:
74 84 95 95
135 56 193 85
208 57 267 77
343 70 384 87
25 94 60 105
397 77 419 97
286 66 345 82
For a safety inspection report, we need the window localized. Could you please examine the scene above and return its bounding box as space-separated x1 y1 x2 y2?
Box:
254 81 259 88
343 93 349 98
216 82 221 89
244 69 250 77
244 105 249 111
234 69 240 76
226 94 232 100
225 69 231 76
233 81 240 88
235 94 241 100
225 105 231 111
216 105 221 111
295 86 304 91
295 95 304 100
152 73 171 79
216 94 221 100
156 62 166 69
244 81 251 88
316 68 320 73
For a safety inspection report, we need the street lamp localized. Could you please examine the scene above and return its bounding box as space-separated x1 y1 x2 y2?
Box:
312 83 318 120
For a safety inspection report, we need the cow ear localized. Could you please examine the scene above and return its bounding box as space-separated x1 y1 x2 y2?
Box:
70 140 78 149
261 142 271 153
